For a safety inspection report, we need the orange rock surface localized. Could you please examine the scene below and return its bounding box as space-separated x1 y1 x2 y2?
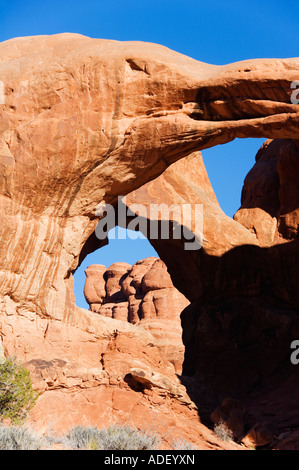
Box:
84 257 189 374
0 33 298 449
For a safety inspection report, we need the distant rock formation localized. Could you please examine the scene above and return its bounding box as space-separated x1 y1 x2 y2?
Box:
84 257 189 374
234 138 299 245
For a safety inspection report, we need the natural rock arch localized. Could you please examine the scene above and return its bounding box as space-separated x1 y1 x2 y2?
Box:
0 33 298 447
1 33 299 323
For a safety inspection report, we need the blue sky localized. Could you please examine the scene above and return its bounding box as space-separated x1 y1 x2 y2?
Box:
1 0 297 307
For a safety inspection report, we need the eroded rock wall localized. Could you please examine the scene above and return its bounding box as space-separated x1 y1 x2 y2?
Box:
181 139 299 448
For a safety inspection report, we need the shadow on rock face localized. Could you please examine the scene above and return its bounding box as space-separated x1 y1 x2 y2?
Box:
179 237 299 438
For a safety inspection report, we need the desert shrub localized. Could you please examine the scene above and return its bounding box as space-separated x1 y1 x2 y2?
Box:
0 356 38 424
62 425 102 450
213 421 234 442
0 425 44 450
63 424 159 450
96 424 159 450
172 437 198 450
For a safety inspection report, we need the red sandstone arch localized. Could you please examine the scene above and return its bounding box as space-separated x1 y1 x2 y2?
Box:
0 33 298 321
0 34 298 446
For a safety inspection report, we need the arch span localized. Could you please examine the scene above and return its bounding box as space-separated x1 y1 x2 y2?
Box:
0 33 298 325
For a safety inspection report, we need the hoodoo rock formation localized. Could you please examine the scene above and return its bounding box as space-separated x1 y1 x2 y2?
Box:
84 257 189 374
0 33 298 449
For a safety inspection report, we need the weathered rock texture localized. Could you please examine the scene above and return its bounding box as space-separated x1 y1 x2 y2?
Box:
181 138 299 449
234 138 299 245
0 33 299 321
0 33 299 449
84 257 189 374
124 149 259 301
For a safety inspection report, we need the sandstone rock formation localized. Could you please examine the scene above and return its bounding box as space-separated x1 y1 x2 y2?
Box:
84 257 189 374
0 33 298 322
234 138 299 245
124 149 259 301
181 138 299 448
0 33 299 449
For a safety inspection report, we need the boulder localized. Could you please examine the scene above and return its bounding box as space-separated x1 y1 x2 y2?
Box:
84 264 106 305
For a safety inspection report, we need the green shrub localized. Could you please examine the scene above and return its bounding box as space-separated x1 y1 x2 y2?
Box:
63 424 159 450
0 425 44 450
0 356 38 424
